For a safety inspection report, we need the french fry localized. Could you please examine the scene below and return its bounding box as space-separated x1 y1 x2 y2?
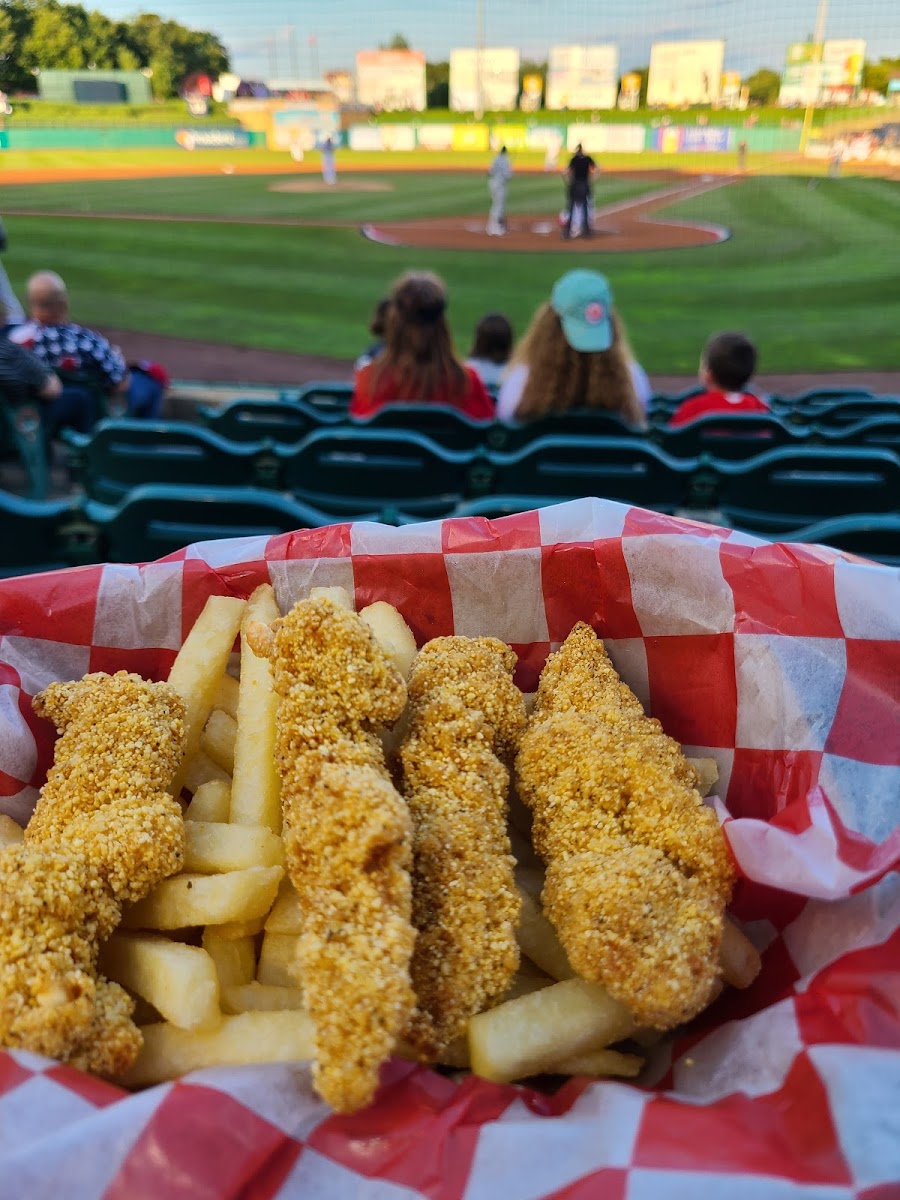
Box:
184 779 231 824
0 814 25 848
720 918 762 989
200 709 237 775
688 756 720 798
168 594 247 794
257 931 301 988
213 673 240 721
201 930 256 989
264 879 303 934
553 1048 644 1078
182 751 231 795
214 915 268 939
99 933 220 1031
121 1010 316 1087
516 886 576 982
222 982 307 1014
468 979 636 1084
309 586 353 610
358 601 418 679
122 865 283 930
183 822 285 873
230 584 282 832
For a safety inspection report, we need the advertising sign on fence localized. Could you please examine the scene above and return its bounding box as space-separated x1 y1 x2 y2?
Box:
175 128 251 150
415 124 456 151
565 123 645 153
451 123 490 151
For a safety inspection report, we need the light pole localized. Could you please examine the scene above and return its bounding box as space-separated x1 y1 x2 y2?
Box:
475 0 485 119
799 0 829 154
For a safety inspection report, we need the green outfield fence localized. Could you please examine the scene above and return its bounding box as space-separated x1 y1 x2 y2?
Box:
0 127 267 150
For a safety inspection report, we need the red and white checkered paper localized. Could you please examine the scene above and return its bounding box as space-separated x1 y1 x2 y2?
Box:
1 498 898 1200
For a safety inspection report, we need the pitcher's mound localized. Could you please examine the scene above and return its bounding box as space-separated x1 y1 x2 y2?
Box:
269 179 394 194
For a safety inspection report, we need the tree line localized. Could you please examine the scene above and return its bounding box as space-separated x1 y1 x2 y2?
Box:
0 1 229 98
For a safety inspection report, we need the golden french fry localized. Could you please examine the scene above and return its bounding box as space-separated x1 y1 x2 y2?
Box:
257 931 300 988
230 584 282 832
264 879 303 934
720 918 762 989
183 751 231 795
553 1048 644 1078
688 756 720 798
168 595 247 793
309 586 353 610
201 930 256 990
184 779 231 824
200 709 237 775
468 979 636 1084
121 1010 316 1087
516 886 575 982
99 933 220 1031
358 601 418 679
222 982 307 1014
183 822 284 873
122 865 283 930
213 673 240 720
214 915 268 940
0 814 25 848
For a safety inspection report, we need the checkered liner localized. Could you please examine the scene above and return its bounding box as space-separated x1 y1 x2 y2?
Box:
1 499 898 1200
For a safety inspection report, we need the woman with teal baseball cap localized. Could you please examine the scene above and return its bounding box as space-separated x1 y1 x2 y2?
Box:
496 269 650 428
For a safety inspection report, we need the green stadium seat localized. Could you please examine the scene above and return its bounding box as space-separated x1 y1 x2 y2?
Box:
289 382 353 414
486 437 695 512
659 413 805 461
487 410 636 453
277 428 474 516
451 496 564 519
199 398 335 444
62 419 272 504
716 447 900 533
352 404 492 451
775 513 900 568
0 391 51 500
817 416 900 453
798 399 900 429
0 493 87 577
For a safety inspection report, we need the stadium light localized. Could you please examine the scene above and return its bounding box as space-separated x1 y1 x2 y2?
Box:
475 0 485 119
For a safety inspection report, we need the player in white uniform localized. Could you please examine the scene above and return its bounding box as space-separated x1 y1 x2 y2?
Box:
487 146 513 236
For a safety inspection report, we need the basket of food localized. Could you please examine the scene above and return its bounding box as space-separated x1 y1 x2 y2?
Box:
0 498 897 1200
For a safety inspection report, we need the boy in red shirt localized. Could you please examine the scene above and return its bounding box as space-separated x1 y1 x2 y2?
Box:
669 332 769 428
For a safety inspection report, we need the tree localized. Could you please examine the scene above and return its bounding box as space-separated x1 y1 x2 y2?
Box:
862 57 900 95
380 33 410 51
426 60 449 108
745 68 781 105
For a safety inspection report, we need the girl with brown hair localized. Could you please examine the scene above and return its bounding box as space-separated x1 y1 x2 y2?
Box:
350 271 495 420
496 270 650 429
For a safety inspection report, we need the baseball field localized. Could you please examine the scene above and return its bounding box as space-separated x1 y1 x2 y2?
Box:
1 147 898 377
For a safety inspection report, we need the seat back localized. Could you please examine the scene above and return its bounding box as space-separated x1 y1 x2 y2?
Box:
488 437 694 511
0 493 76 577
818 416 900 453
291 381 353 415
200 398 331 445
0 389 51 500
660 413 804 461
278 428 473 516
63 419 269 503
779 514 900 568
717 447 900 532
488 409 637 453
798 399 900 429
352 404 491 451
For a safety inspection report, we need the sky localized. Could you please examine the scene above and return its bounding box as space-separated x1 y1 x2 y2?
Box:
96 0 898 81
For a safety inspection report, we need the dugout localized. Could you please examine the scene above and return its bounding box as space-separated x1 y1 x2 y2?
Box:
37 69 152 105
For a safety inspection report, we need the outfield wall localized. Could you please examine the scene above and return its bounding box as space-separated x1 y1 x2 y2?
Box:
0 127 266 150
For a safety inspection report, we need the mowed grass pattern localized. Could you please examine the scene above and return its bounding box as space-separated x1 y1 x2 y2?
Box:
2 173 897 371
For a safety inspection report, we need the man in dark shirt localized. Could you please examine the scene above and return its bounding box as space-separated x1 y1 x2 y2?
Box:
563 144 597 241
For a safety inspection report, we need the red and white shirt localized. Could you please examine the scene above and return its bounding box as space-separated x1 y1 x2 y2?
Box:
668 389 770 428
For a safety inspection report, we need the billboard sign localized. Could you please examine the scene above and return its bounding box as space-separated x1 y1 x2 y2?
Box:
450 48 520 111
268 105 339 151
779 39 865 105
546 45 619 110
356 50 426 112
647 40 725 106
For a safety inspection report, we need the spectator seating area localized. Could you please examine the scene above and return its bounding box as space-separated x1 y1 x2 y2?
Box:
1 385 898 575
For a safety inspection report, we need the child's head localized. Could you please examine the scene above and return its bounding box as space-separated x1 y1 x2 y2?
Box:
469 313 513 365
700 332 758 392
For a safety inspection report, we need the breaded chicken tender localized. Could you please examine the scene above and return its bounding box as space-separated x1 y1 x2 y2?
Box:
401 637 526 1061
517 624 734 1029
247 598 416 1114
0 672 186 1076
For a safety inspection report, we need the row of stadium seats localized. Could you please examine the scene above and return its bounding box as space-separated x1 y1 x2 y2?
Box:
3 486 898 579
60 421 900 534
199 400 900 459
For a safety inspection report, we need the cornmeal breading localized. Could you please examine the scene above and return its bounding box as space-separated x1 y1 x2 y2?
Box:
401 638 526 1061
247 598 416 1114
0 672 186 1075
516 624 734 1029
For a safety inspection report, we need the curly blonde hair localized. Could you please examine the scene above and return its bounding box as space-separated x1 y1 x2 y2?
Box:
371 271 467 403
509 303 647 427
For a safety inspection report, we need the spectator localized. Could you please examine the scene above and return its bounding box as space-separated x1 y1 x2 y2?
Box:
466 313 514 389
0 218 26 327
668 332 769 428
496 270 649 429
351 272 494 420
354 297 391 373
1 305 62 412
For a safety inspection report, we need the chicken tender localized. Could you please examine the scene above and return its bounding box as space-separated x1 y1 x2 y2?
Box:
0 671 186 1075
401 637 526 1061
247 598 416 1114
516 624 734 1029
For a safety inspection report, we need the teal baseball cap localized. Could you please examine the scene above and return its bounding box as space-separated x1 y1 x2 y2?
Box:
550 269 615 353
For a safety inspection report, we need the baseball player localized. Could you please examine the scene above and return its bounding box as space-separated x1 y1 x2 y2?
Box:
487 146 513 237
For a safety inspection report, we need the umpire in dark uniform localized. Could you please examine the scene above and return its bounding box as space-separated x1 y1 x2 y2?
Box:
562 143 597 240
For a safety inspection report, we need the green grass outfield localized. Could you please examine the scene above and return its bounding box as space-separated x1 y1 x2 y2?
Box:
2 169 898 373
